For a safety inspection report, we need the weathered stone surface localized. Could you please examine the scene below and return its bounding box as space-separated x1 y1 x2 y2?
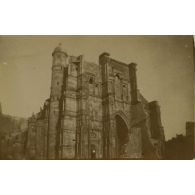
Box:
0 46 165 160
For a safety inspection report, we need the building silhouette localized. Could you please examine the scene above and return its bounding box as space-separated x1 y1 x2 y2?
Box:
0 44 165 160
165 122 195 160
25 44 165 160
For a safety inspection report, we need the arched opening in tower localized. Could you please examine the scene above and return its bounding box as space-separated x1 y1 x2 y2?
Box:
115 115 129 158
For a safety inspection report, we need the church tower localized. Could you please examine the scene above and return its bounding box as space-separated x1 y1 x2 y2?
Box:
47 44 68 159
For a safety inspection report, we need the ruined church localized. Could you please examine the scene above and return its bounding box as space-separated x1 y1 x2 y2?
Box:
26 44 165 160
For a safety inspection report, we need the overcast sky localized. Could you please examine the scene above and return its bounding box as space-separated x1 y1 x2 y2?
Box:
0 35 194 140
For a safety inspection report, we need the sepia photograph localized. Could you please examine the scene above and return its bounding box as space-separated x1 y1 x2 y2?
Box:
0 35 194 160
0 1 195 195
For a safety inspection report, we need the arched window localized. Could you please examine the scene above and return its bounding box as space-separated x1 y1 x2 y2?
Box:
115 115 129 158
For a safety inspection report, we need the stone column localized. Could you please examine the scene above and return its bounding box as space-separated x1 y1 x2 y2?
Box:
129 63 139 105
76 55 89 159
99 52 112 159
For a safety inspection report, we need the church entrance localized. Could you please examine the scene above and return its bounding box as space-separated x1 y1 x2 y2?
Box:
115 115 129 158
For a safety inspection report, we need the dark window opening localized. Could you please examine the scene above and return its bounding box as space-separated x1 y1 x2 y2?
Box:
115 73 120 79
89 77 94 84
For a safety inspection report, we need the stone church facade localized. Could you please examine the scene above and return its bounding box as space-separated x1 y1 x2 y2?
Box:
26 45 165 160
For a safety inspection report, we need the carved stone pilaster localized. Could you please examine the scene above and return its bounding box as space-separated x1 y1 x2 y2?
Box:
129 63 139 105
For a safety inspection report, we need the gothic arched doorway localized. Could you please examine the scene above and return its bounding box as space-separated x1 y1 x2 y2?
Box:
115 115 129 158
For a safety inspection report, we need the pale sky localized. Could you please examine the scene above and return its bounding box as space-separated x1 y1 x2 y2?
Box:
0 35 194 140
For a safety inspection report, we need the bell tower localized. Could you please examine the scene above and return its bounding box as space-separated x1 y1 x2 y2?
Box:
47 43 68 159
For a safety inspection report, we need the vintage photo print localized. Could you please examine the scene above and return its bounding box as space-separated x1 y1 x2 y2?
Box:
0 35 194 160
